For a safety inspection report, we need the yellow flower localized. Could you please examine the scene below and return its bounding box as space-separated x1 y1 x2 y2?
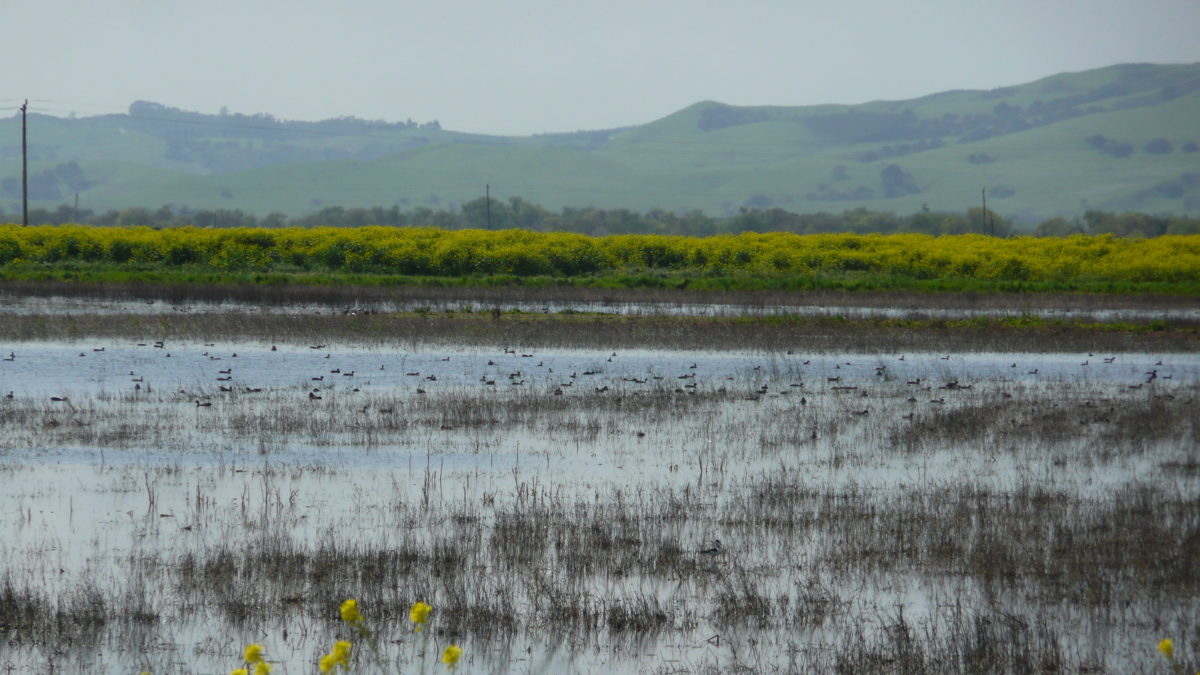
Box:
442 644 463 667
253 662 272 675
230 669 249 675
410 601 433 629
243 643 265 664
319 639 354 672
340 598 364 625
1159 638 1174 659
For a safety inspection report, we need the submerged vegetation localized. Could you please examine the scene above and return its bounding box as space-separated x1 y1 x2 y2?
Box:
2 225 1200 293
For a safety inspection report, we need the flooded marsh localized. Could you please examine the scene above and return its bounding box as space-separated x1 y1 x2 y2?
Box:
0 297 1197 673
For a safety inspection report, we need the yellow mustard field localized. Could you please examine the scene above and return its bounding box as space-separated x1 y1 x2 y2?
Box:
1 225 1199 284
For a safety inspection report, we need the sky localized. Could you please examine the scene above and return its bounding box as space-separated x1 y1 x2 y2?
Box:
5 0 1200 136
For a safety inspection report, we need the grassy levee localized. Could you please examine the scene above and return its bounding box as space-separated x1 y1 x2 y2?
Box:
2 226 1200 294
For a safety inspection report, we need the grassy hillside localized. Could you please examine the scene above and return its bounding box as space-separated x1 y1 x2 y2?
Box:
1 63 1198 222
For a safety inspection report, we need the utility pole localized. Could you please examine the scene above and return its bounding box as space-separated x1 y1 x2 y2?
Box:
20 100 28 226
981 187 988 236
485 184 491 229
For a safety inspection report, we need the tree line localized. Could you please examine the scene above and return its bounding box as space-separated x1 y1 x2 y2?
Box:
4 197 1200 238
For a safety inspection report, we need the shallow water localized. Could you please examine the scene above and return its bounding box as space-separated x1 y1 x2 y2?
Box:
2 340 1191 398
0 335 1196 673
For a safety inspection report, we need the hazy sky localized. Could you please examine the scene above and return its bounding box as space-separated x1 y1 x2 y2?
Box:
5 0 1200 136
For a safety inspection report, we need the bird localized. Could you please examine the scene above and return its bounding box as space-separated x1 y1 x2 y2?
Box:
194 400 211 407
699 539 722 557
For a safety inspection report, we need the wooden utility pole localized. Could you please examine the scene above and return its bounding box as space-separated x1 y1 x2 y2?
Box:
20 100 28 226
981 187 988 236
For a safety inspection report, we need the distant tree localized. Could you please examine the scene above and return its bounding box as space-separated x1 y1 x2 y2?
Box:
1085 134 1134 158
1181 141 1198 153
1144 138 1173 154
53 162 90 192
117 208 156 227
880 164 920 198
1033 217 1082 237
461 196 514 229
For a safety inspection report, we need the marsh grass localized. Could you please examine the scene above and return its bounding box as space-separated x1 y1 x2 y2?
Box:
6 279 1200 312
0 309 1196 355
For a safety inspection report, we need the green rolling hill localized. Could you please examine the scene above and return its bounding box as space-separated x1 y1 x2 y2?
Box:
2 62 1199 222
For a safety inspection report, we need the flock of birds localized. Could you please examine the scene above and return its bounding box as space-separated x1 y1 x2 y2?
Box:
0 343 1185 564
1 344 1178 421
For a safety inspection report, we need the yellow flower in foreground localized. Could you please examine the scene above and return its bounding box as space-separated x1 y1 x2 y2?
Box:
319 639 354 672
442 644 463 667
410 601 433 628
253 661 272 675
340 598 364 625
243 643 265 664
1159 638 1174 659
230 669 248 675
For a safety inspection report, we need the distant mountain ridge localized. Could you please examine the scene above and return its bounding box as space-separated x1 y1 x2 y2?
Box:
2 62 1199 222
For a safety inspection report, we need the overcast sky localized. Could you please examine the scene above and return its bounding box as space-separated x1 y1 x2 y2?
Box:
5 0 1200 136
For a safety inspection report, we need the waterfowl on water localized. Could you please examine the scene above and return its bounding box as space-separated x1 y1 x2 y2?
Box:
194 400 211 407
